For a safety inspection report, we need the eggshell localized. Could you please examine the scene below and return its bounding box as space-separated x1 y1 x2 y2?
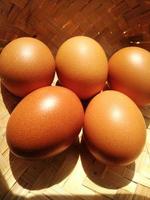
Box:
56 36 108 99
84 90 146 166
108 47 150 106
6 86 84 159
0 37 55 97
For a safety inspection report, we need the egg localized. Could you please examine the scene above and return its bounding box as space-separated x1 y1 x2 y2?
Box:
56 36 108 99
6 86 84 159
84 90 146 166
108 47 150 106
0 37 55 97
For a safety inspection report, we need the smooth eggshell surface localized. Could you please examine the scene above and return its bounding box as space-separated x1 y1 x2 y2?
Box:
108 47 150 106
56 36 108 99
84 90 146 166
0 37 55 97
6 86 84 159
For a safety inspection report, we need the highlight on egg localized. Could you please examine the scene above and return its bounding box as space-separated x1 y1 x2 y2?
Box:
6 86 84 159
108 46 150 106
56 36 108 99
0 37 55 97
83 90 146 166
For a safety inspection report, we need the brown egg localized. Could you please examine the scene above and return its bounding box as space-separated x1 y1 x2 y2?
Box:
0 37 55 97
6 86 84 159
56 36 108 99
84 90 146 166
108 47 150 106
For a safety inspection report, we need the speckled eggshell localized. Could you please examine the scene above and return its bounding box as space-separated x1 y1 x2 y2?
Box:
0 37 55 97
6 86 84 159
56 36 108 99
84 90 146 166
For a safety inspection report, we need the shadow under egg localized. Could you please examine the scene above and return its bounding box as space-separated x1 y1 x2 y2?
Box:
0 81 22 113
80 136 135 189
9 139 80 190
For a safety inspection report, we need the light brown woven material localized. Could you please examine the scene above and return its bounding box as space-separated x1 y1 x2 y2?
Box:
0 0 150 199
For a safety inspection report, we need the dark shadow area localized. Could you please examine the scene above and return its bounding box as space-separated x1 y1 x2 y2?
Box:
81 82 111 111
9 140 80 190
140 109 150 129
80 138 135 190
0 171 148 200
1 82 22 113
144 117 150 129
138 106 150 128
81 96 93 111
55 80 61 87
0 172 10 199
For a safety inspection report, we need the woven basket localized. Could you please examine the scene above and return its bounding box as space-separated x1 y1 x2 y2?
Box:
0 0 150 199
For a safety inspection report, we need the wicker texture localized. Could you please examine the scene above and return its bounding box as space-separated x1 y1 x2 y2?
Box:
0 0 149 56
0 0 150 199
